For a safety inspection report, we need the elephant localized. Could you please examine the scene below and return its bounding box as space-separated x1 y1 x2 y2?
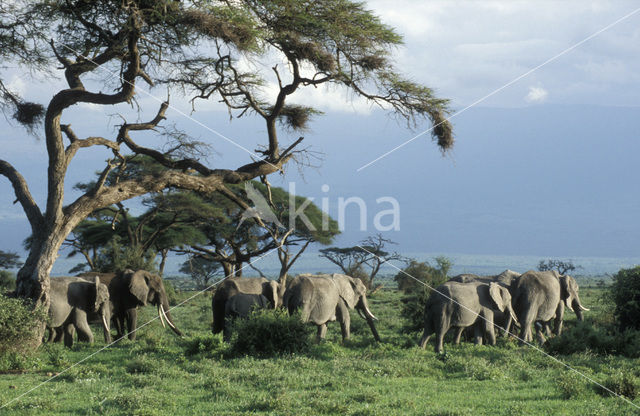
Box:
211 277 280 337
283 273 380 342
448 269 522 338
512 270 589 344
80 270 182 340
418 281 518 353
47 276 111 347
223 293 270 340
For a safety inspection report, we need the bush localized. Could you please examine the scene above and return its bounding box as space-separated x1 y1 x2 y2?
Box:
229 309 313 357
556 370 589 399
184 334 227 359
0 293 46 355
598 371 638 400
0 270 16 292
610 266 640 331
163 279 179 305
545 321 616 356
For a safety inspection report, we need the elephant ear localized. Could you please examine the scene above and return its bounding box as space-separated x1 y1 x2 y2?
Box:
335 274 359 309
559 275 575 311
488 282 506 313
128 270 150 306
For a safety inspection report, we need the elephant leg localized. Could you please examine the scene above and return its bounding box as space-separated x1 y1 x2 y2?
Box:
435 314 451 353
126 308 138 340
483 316 497 346
502 314 513 338
553 302 565 336
473 324 483 345
418 318 434 349
316 323 327 342
519 308 537 344
63 324 75 348
535 321 547 345
53 327 65 343
336 298 351 341
74 309 94 344
453 327 464 345
114 314 125 339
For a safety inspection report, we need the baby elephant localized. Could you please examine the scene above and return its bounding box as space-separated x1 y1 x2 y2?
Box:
223 293 269 340
419 281 518 353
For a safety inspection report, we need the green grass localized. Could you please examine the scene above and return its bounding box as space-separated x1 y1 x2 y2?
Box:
1 287 639 415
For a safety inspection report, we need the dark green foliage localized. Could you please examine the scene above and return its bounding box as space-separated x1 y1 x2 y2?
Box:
538 259 579 275
610 266 640 331
556 370 589 399
0 250 22 269
0 270 16 291
545 321 640 358
184 334 227 359
180 257 222 290
0 293 46 355
396 258 452 332
229 309 313 357
598 371 638 400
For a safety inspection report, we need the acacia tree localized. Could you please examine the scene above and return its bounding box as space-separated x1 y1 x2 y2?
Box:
0 1 453 333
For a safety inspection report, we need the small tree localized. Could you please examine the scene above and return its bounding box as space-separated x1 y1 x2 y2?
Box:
180 256 222 290
538 259 579 275
319 234 404 288
395 257 452 332
0 251 22 292
610 266 640 332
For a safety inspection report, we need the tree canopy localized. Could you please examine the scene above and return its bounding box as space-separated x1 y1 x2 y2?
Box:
0 0 453 333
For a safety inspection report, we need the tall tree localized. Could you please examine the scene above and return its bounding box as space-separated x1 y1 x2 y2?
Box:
0 1 453 345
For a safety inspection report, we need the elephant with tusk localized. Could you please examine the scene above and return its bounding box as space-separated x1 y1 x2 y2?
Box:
419 281 518 353
512 270 588 344
47 276 111 347
80 269 182 340
283 273 380 342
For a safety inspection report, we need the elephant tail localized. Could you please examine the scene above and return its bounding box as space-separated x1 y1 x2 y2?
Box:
211 293 226 334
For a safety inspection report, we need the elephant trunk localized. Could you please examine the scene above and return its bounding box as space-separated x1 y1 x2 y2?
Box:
359 297 381 342
102 303 112 344
572 298 589 321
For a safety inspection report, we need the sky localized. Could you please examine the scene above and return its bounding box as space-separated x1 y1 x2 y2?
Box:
1 1 640 269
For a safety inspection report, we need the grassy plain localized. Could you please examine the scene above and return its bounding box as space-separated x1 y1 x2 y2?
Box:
1 285 639 415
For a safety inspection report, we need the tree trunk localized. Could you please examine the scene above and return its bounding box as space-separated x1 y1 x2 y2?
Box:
158 249 169 277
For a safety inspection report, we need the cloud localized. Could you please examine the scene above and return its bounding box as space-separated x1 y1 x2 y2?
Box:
525 86 549 103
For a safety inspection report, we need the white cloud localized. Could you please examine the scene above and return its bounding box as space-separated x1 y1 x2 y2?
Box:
525 86 549 103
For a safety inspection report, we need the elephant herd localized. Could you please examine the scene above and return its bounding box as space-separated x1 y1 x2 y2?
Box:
46 270 182 347
45 268 587 353
419 269 589 352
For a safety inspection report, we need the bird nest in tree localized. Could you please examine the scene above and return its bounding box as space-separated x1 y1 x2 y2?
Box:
13 101 44 127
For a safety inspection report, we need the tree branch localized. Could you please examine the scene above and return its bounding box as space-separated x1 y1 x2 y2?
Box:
0 160 44 230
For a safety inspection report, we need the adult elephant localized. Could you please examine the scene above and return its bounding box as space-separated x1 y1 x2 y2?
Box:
512 270 589 344
283 273 380 342
48 276 111 347
448 269 522 338
81 270 182 340
223 293 270 340
211 277 279 336
418 281 518 353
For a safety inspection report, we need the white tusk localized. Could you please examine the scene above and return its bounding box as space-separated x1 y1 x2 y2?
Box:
579 305 590 311
158 305 166 328
161 304 177 330
102 315 109 331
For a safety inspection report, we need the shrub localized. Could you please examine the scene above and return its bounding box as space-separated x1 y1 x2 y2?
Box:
0 293 46 355
598 371 638 400
0 270 16 292
545 321 616 355
556 371 589 399
184 334 227 359
229 309 313 357
610 266 640 331
163 279 179 305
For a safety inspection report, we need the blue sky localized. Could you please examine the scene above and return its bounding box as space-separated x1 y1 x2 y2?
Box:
1 1 640 262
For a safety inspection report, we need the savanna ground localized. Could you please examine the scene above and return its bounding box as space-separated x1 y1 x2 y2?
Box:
1 282 639 415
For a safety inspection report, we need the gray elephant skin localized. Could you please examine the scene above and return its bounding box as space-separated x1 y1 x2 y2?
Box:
48 276 111 347
512 270 589 343
448 269 522 338
212 277 279 336
223 293 270 340
419 281 518 352
81 270 182 340
283 273 381 342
